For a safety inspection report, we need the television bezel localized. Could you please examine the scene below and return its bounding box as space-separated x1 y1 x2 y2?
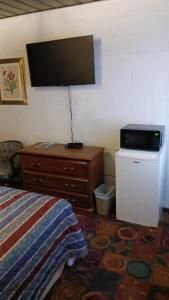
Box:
26 35 95 87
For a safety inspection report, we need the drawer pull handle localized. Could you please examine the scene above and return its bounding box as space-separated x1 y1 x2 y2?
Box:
31 162 41 167
70 198 76 203
70 184 75 188
65 197 76 203
32 177 43 183
64 183 76 189
63 167 75 172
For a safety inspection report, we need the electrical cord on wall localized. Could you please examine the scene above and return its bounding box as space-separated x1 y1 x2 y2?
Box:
68 85 74 142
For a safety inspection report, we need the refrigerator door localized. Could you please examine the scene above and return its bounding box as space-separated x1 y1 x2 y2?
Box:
115 149 163 227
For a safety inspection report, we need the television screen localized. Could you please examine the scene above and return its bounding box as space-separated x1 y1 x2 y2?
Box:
26 35 95 86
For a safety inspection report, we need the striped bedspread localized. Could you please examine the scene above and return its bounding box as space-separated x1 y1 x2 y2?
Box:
0 187 88 300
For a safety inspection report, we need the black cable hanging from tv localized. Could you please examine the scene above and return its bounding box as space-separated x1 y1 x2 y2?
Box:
68 86 74 142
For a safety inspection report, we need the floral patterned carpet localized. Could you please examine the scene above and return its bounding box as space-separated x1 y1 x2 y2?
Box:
46 210 169 300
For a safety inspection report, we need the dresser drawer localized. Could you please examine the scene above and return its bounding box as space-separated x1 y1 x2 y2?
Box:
23 172 89 194
21 155 88 177
24 185 91 209
57 191 91 209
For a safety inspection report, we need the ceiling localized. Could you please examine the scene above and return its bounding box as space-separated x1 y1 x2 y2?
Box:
0 0 106 20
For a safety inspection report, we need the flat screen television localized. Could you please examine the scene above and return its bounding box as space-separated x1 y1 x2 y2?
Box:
26 35 95 86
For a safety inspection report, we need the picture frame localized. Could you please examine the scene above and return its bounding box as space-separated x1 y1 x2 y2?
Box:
0 57 27 105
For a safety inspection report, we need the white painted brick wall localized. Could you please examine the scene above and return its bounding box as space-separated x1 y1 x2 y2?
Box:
0 0 169 206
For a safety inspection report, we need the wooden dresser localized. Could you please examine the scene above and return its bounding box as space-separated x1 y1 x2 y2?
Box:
19 143 104 214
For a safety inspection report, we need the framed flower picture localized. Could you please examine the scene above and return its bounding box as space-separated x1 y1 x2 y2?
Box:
0 57 27 105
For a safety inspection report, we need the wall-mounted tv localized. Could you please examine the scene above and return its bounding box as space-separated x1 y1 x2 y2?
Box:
26 35 95 86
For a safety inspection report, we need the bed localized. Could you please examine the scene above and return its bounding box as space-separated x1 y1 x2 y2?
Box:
0 186 88 300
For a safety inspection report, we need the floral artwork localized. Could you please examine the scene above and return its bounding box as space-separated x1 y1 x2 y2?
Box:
3 69 17 94
0 58 27 104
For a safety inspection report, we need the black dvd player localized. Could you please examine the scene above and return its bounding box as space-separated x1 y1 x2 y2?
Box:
64 142 83 149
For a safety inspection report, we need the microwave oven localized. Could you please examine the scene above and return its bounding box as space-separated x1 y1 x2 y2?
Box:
120 124 165 151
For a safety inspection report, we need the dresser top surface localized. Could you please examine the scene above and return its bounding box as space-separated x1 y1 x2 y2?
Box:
19 143 104 161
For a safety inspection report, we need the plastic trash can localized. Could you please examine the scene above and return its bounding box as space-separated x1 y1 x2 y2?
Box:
94 184 115 216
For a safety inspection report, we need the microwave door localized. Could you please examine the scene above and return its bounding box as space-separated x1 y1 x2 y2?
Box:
123 132 147 150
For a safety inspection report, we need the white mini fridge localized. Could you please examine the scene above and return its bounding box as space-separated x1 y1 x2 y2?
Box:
115 146 166 227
